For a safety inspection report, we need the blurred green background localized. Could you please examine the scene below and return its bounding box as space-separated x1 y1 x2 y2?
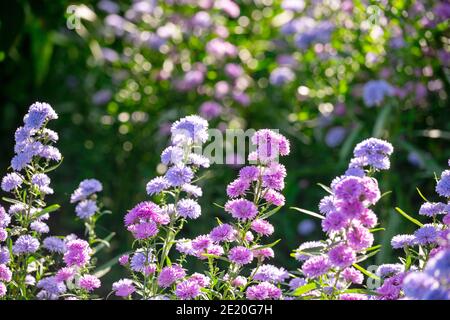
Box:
0 0 449 293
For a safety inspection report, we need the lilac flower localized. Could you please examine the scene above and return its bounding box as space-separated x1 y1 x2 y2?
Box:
262 163 287 190
231 276 247 288
189 273 210 288
158 265 186 288
70 179 103 203
342 267 364 284
239 166 260 181
294 241 326 261
289 278 307 290
353 138 394 170
146 177 170 195
79 275 101 292
112 279 136 297
328 245 356 268
63 239 92 267
228 246 254 265
188 154 210 168
318 195 335 215
37 276 66 296
414 224 439 245
209 224 235 242
43 236 66 253
130 251 154 273
75 200 98 219
30 221 49 234
302 255 330 278
425 250 450 284
165 166 194 187
224 198 258 220
128 221 158 239
118 254 129 266
436 170 450 197
160 146 184 166
325 127 347 148
251 219 274 236
282 0 305 12
376 264 405 278
181 184 203 198
177 199 201 219
0 264 12 282
176 239 195 255
199 101 222 120
55 267 75 282
419 202 447 217
0 283 5 297
175 280 201 300
403 272 439 299
0 247 10 264
13 235 40 255
269 67 295 86
391 234 417 249
246 282 282 300
347 224 374 251
0 207 10 228
226 178 250 198
253 265 289 283
1 172 23 192
170 115 209 145
192 235 213 252
321 210 348 232
362 80 394 107
23 102 58 130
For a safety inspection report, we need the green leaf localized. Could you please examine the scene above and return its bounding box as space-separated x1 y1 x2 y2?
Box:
356 249 380 263
380 191 392 199
352 263 380 281
416 188 429 203
290 207 325 220
259 205 282 220
252 239 281 251
34 204 60 219
373 104 392 138
369 228 385 233
2 197 24 205
93 255 121 278
213 202 224 209
395 207 424 227
293 282 317 296
317 183 332 194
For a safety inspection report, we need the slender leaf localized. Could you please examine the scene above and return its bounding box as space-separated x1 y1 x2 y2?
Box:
395 207 424 227
293 283 317 296
290 207 325 220
352 263 380 281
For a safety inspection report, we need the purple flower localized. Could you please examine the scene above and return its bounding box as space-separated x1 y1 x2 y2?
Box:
112 279 135 297
70 179 103 203
228 246 254 265
199 101 222 120
226 178 250 198
342 267 364 284
0 247 10 264
425 249 450 283
252 264 289 283
130 251 154 273
269 67 295 86
419 202 447 217
414 224 439 245
192 235 213 252
376 264 404 278
55 267 75 282
181 184 203 197
171 115 209 146
189 273 210 288
0 207 10 228
146 177 170 195
403 272 439 299
239 166 260 181
165 166 194 187
347 224 374 251
391 234 417 249
158 264 186 288
1 172 23 192
251 219 274 236
321 210 348 232
0 283 5 297
177 199 201 219
160 146 184 165
246 282 282 300
262 163 287 190
362 80 394 107
436 170 450 198
175 280 201 300
302 255 330 278
0 264 12 282
353 138 394 170
224 198 258 220
43 236 66 254
209 224 235 242
75 199 98 219
37 276 66 296
30 221 49 234
328 244 356 268
23 102 58 130
63 239 92 267
13 235 40 255
79 275 101 292
289 278 307 290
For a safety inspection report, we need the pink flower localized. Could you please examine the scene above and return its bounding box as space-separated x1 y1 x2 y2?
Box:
63 239 92 267
328 244 356 268
227 178 251 198
263 189 285 206
228 246 254 265
225 199 258 220
79 275 101 292
113 279 135 297
251 219 274 236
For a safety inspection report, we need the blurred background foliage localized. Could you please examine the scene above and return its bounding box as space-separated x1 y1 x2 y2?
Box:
0 0 449 292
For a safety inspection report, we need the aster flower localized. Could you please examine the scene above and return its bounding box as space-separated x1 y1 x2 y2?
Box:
362 80 394 107
224 198 258 220
436 170 450 198
75 200 98 219
246 282 282 300
175 280 201 300
146 177 170 196
252 265 289 283
328 244 356 268
419 202 447 217
79 275 101 292
37 276 66 296
170 115 209 146
414 224 439 245
112 279 136 297
226 178 250 198
56 267 76 282
70 179 103 203
1 172 23 192
176 199 201 219
157 265 186 288
352 138 394 170
251 219 274 236
302 255 330 278
13 235 40 255
228 246 254 265
209 224 235 242
43 236 66 254
63 239 92 267
165 165 194 187
376 264 405 278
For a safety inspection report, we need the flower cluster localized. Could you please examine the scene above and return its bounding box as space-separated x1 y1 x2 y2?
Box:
380 159 450 300
113 115 210 299
291 138 393 299
172 129 290 300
